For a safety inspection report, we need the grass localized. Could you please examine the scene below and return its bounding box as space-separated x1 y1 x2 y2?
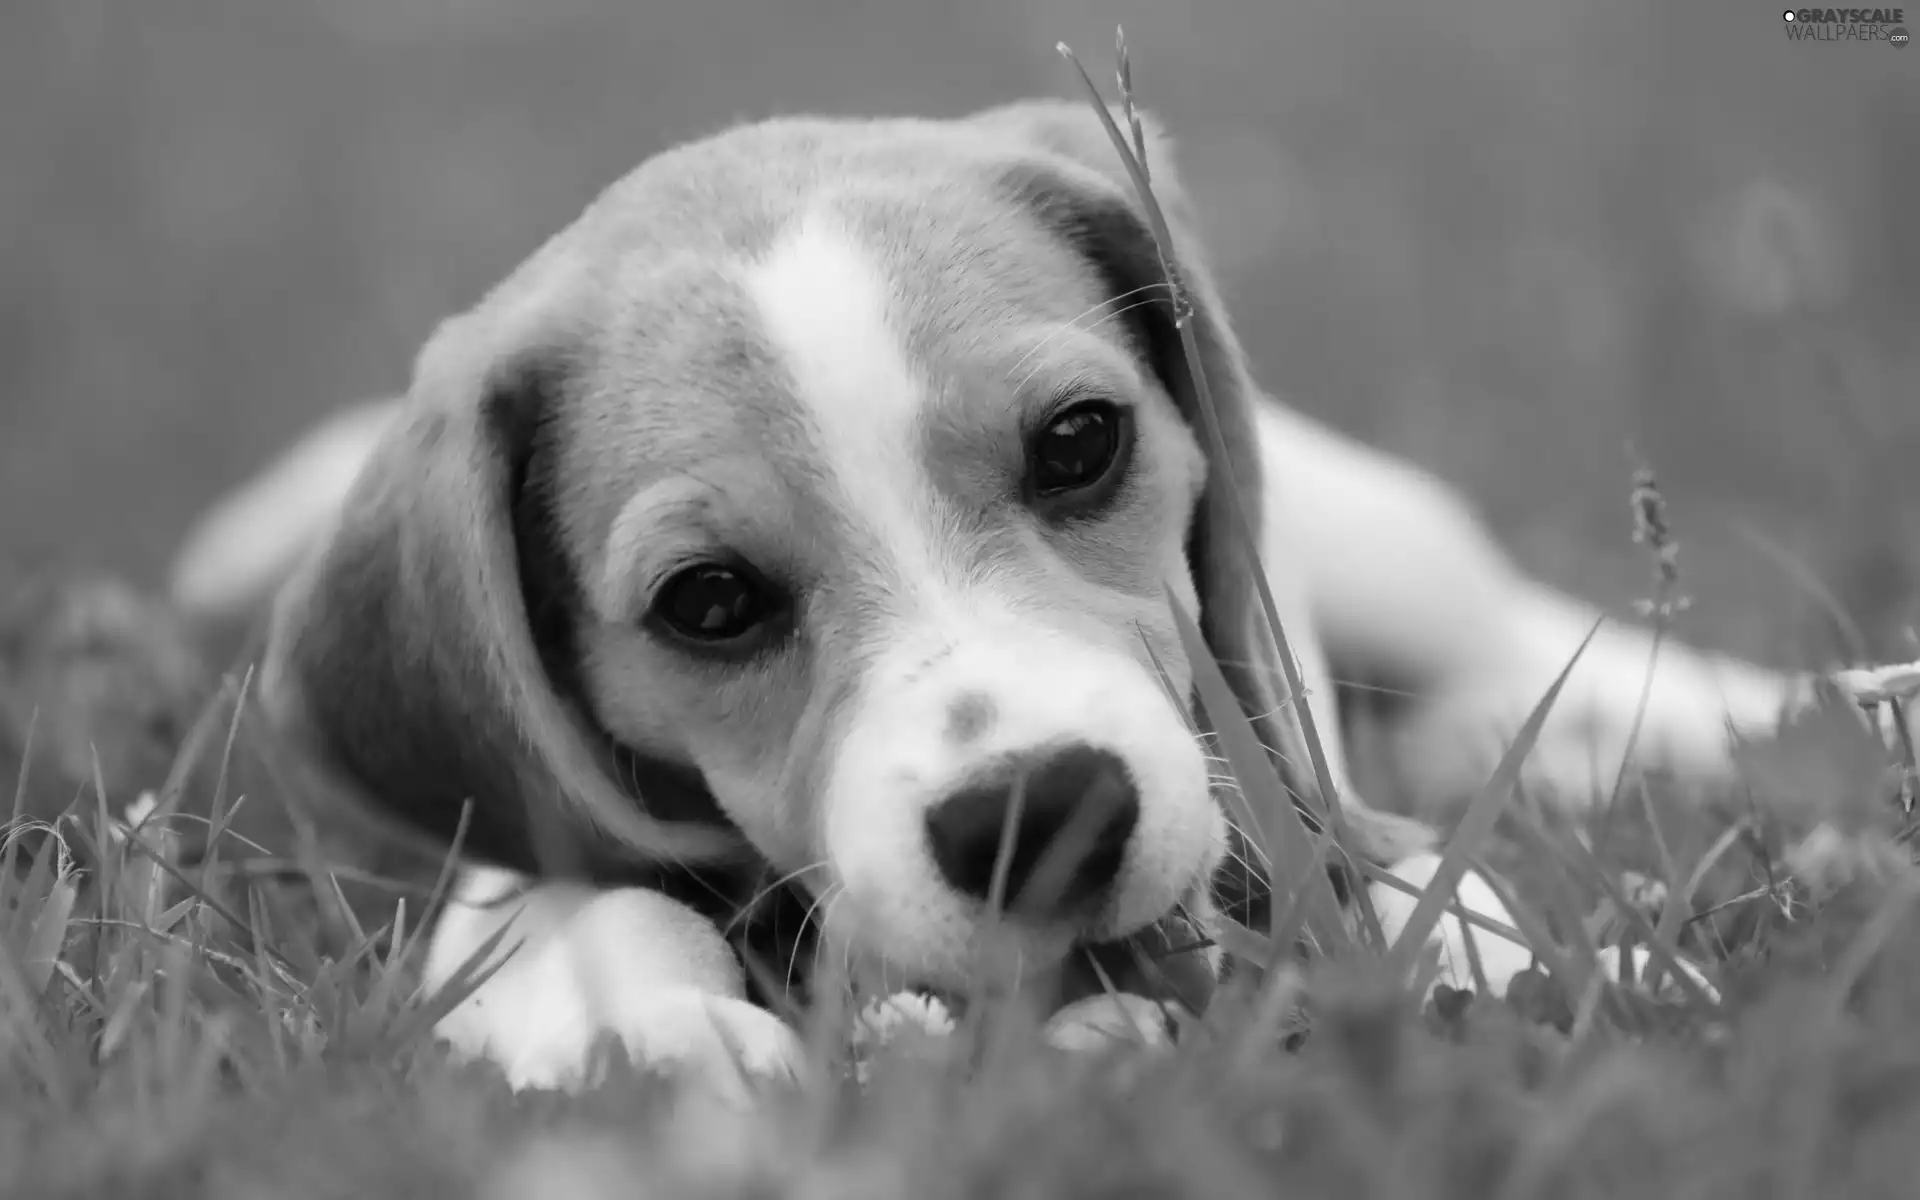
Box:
7 700 1920 1200
5 35 1920 1200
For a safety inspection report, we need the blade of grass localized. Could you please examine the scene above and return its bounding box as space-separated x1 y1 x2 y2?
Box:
1364 865 1529 950
1172 591 1350 959
0 937 70 1105
97 975 153 1062
11 827 64 943
383 917 521 1058
325 871 371 949
355 900 415 1034
247 887 294 1072
1211 911 1279 966
1064 40 1388 952
391 800 476 970
1386 619 1599 980
1565 831 1721 1012
4 709 36 883
1144 630 1294 962
1496 804 1606 999
1634 777 1684 920
149 670 247 828
1825 873 1920 1014
1661 820 1747 947
197 666 256 901
115 831 255 948
1265 827 1344 971
22 870 78 995
1592 620 1671 853
1731 518 1869 663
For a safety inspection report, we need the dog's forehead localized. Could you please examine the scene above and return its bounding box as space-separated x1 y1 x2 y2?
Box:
544 122 1120 535
570 118 1117 354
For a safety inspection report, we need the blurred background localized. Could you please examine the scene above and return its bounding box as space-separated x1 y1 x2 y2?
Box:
3 0 1917 666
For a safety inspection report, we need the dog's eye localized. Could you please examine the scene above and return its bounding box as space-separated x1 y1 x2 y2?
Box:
1028 400 1131 503
649 564 779 647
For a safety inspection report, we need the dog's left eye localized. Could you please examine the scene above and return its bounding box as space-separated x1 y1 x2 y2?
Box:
1028 400 1131 503
648 563 781 649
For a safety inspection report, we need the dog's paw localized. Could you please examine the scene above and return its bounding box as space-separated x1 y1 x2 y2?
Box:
1373 855 1722 1008
1369 852 1537 1001
439 986 805 1103
1043 992 1176 1053
1590 943 1720 1004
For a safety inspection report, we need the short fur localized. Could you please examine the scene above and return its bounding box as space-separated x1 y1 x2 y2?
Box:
171 100 1908 1094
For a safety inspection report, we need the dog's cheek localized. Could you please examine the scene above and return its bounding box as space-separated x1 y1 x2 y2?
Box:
1117 407 1207 693
694 758 815 869
658 722 818 872
579 633 818 863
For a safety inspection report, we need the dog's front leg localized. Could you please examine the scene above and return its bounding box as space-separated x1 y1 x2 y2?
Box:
422 866 805 1099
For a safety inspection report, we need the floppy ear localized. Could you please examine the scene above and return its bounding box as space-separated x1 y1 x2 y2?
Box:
970 99 1433 870
260 306 744 880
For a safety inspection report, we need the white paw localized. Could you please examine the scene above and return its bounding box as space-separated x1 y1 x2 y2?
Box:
1372 855 1721 1007
1591 943 1720 1004
1370 853 1536 1001
438 986 806 1103
1043 993 1175 1053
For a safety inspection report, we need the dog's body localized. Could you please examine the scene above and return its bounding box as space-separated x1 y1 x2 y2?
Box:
168 101 1896 1096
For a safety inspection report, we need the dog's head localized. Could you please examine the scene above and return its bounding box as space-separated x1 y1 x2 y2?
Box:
263 100 1421 989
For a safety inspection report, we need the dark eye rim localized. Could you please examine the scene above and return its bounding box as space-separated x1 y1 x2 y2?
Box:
1024 396 1135 515
643 559 791 659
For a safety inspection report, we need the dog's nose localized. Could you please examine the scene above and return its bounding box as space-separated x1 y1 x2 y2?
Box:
924 743 1139 918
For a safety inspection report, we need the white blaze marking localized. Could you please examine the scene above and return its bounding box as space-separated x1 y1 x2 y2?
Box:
740 211 946 594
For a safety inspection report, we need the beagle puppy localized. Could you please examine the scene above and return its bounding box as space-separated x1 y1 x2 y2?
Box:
168 100 1909 1096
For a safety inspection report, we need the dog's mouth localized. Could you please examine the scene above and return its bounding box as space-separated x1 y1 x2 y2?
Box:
737 870 1218 1026
903 907 1217 1023
1060 909 1217 1013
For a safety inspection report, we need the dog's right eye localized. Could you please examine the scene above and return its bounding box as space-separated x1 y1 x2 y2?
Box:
648 563 781 649
1024 398 1132 519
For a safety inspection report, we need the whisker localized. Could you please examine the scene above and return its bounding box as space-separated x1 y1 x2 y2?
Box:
788 881 842 995
1010 296 1169 397
1200 655 1418 704
1001 282 1174 383
807 887 845 980
724 859 831 936
1215 843 1264 879
1218 812 1274 871
840 902 856 989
